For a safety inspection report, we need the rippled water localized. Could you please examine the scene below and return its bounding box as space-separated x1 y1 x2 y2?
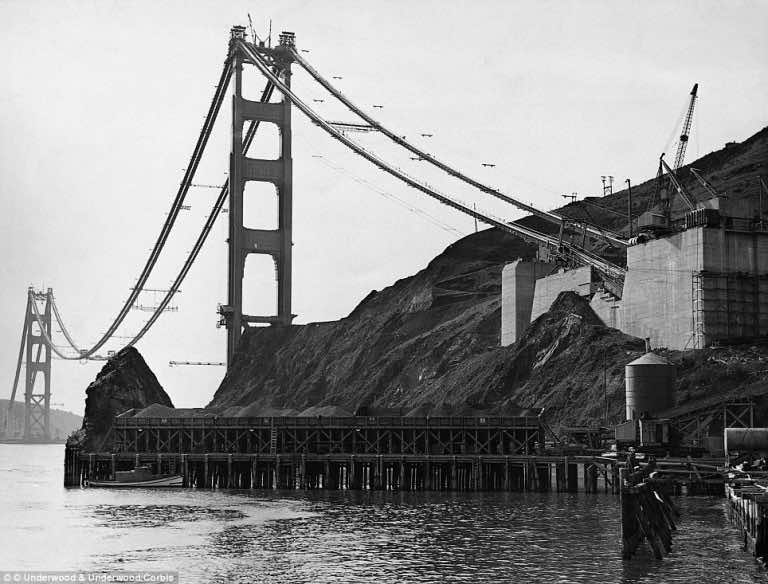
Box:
0 445 764 583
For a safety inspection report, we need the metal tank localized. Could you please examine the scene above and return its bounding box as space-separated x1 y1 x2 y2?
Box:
724 428 768 454
624 352 676 420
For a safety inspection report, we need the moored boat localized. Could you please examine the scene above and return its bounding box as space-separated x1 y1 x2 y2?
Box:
88 465 182 488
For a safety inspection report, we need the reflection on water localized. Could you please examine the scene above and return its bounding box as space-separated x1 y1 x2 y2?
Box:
0 445 764 583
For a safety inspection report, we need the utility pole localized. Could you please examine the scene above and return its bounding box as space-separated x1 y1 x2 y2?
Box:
601 175 614 197
562 193 577 204
473 203 478 233
603 349 608 426
625 178 633 237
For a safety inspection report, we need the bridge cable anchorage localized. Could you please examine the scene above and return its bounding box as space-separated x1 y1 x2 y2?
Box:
238 41 625 284
47 55 235 359
288 47 627 250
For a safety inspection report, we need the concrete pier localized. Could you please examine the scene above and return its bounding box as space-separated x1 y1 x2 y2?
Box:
501 259 555 346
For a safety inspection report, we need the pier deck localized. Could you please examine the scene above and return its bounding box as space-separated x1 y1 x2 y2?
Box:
66 415 623 492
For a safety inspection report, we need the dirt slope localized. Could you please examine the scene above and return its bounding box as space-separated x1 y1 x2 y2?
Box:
210 229 539 415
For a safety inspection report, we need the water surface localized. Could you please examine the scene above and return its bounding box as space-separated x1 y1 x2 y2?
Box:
0 445 764 583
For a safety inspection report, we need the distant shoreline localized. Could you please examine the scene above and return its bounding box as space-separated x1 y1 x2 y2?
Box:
0 439 67 445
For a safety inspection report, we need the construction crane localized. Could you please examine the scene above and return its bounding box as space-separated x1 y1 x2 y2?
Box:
672 83 698 170
660 155 697 211
689 168 720 200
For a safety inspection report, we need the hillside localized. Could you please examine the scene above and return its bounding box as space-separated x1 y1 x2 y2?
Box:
557 125 768 235
209 126 768 427
1 399 82 441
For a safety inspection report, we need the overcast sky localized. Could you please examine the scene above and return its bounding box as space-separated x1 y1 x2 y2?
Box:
1 0 766 417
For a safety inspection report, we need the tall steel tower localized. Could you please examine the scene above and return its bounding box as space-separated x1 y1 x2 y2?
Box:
220 27 295 366
7 288 53 441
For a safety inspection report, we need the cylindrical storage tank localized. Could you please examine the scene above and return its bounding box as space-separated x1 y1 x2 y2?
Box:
625 352 675 420
724 428 768 454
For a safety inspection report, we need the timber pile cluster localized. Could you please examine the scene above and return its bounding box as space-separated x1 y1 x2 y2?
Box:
621 467 680 559
726 478 768 560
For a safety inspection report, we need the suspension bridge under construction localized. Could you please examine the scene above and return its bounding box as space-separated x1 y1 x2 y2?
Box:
8 25 767 454
6 26 634 442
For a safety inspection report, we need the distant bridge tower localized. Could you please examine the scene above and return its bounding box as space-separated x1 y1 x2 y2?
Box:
7 288 53 441
221 26 295 366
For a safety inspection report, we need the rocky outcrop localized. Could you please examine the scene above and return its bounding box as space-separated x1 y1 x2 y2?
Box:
81 347 172 450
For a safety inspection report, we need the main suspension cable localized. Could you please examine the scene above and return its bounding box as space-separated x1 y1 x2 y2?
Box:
50 56 234 358
127 79 278 346
290 48 627 249
240 41 625 282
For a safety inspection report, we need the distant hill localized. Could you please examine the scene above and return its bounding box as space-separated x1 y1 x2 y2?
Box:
0 399 82 441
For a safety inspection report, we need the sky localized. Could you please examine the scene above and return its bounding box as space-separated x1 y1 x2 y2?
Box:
0 0 766 417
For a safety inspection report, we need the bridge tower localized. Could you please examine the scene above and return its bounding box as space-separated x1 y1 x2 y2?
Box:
8 288 53 441
221 26 295 366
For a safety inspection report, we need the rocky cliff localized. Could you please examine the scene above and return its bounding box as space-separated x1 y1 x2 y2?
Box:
80 347 173 450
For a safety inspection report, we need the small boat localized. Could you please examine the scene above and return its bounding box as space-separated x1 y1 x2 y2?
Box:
88 465 182 488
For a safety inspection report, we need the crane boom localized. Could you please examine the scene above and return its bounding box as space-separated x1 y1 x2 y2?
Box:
673 83 698 170
689 168 719 199
660 156 697 211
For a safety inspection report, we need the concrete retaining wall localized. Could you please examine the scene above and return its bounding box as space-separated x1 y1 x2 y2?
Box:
591 292 623 330
530 265 595 322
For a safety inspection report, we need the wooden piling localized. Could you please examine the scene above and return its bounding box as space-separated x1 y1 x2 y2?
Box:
620 466 679 560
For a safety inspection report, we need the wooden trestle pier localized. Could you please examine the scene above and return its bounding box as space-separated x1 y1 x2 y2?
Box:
65 414 622 493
